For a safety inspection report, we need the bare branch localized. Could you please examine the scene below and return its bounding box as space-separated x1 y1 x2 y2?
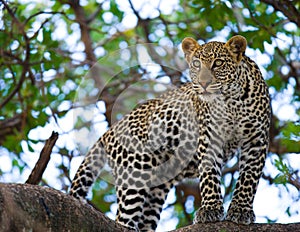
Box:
26 132 59 185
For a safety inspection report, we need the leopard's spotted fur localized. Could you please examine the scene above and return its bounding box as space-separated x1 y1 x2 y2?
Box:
70 35 271 231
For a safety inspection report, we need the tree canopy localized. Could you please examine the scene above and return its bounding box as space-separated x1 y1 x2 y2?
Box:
0 0 299 230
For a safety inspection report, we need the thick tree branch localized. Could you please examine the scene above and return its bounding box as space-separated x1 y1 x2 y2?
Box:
0 183 132 232
0 183 299 232
173 220 300 232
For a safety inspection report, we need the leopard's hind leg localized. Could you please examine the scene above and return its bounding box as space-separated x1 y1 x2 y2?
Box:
115 184 172 231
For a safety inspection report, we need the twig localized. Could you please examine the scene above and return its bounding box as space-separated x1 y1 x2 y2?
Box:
26 131 59 185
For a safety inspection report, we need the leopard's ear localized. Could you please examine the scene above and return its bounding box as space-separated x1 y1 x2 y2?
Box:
182 37 200 63
225 35 247 62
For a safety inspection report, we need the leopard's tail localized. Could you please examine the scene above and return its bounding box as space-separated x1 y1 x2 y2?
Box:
69 139 107 201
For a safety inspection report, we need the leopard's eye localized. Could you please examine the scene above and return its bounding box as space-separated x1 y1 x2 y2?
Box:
192 59 201 68
212 59 224 68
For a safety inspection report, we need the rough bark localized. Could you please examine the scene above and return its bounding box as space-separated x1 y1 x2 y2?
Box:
0 183 299 232
173 221 300 232
0 183 131 232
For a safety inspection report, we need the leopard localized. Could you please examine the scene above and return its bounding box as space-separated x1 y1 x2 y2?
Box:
70 35 271 231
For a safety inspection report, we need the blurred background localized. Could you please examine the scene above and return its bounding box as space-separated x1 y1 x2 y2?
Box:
0 0 299 231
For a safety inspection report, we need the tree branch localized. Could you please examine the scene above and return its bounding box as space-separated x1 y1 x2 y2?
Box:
173 220 300 232
0 183 132 232
0 0 31 110
260 0 300 27
63 0 118 126
26 131 59 185
0 183 299 232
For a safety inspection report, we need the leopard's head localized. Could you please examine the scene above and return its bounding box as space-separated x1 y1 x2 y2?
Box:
182 35 247 96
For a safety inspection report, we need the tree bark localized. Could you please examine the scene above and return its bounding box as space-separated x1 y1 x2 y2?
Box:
0 183 131 232
0 183 299 232
173 221 300 232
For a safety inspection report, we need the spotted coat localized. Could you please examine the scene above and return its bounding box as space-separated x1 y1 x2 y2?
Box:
70 35 271 231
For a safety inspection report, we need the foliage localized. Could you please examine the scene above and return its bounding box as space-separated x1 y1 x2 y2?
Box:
0 0 299 229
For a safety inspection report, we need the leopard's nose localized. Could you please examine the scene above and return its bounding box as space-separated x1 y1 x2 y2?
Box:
199 81 212 90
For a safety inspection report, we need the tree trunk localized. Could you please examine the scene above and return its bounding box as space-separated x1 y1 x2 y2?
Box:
0 183 299 232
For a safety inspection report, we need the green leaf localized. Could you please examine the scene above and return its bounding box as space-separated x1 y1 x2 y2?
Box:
109 1 123 22
28 143 35 152
273 173 288 185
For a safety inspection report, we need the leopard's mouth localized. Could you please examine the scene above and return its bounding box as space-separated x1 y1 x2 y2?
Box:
193 82 222 95
201 90 222 95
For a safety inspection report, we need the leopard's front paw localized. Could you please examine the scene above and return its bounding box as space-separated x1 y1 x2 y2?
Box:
225 206 255 225
193 206 224 224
